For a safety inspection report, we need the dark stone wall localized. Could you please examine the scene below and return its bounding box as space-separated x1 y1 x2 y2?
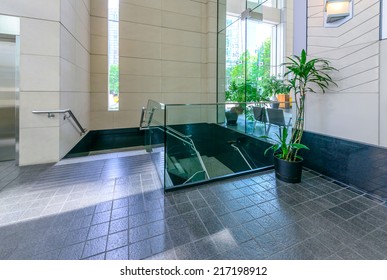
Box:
65 128 144 158
301 131 387 200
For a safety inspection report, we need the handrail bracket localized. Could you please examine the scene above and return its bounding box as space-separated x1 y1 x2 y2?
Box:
32 109 87 136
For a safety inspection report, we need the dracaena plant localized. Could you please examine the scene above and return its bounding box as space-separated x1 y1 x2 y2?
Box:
264 49 338 162
262 126 309 160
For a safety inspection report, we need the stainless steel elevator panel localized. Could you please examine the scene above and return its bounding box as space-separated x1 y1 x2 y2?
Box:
0 36 16 161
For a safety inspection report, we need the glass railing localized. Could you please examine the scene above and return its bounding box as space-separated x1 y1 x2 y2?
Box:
164 128 208 188
143 99 296 191
142 99 165 185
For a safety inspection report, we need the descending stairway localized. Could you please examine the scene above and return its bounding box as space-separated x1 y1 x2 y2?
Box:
201 156 233 178
167 155 233 183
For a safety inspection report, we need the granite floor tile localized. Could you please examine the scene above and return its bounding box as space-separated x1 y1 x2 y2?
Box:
174 242 201 260
149 233 173 255
129 225 149 244
64 228 89 246
107 230 128 251
211 230 239 253
187 223 209 241
82 236 108 259
231 209 255 224
58 243 84 260
129 239 152 260
147 220 168 237
209 202 230 216
336 247 364 260
244 220 270 238
300 238 332 259
218 212 241 228
111 207 129 220
229 225 253 244
269 243 317 260
174 201 195 214
1 154 387 261
169 227 192 247
240 239 266 259
105 246 129 260
87 222 109 240
193 236 219 259
146 249 176 260
255 233 283 253
347 240 385 260
190 198 208 210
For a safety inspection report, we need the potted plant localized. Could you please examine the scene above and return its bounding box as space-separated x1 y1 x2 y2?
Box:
262 126 309 183
225 80 258 125
261 75 288 109
261 49 337 183
276 81 291 109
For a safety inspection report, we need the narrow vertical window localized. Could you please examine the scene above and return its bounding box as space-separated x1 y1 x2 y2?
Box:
108 0 119 111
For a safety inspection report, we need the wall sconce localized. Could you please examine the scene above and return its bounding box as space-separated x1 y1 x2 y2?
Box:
324 0 353 27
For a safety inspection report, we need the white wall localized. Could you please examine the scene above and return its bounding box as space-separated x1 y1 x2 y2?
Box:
0 0 90 165
306 0 382 146
59 0 90 158
90 0 217 130
293 0 306 55
0 0 61 165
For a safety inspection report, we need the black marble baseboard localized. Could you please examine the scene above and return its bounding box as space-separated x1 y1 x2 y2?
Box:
301 131 387 201
65 128 144 158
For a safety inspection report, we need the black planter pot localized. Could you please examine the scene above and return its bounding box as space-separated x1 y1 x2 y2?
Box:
225 111 238 126
271 102 280 109
273 155 303 183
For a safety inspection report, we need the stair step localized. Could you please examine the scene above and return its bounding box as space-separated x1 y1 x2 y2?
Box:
201 156 233 178
168 155 233 180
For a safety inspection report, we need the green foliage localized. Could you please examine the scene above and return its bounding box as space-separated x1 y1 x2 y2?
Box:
277 49 338 161
260 50 337 163
261 126 309 161
109 64 119 94
225 80 261 103
261 75 289 97
226 38 272 104
284 49 337 96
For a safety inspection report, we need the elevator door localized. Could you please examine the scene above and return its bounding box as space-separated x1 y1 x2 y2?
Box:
0 36 16 161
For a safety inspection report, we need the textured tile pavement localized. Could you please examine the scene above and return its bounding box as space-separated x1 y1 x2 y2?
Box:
0 151 387 260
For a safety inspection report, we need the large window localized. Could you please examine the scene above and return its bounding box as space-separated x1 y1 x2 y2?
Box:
225 14 275 103
108 0 119 111
218 0 283 105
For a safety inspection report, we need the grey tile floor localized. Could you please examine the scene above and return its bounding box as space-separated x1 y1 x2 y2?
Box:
1 150 387 260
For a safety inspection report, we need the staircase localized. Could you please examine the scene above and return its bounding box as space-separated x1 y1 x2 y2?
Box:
166 155 233 184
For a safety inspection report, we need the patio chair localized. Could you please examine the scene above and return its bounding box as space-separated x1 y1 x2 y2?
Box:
252 106 267 133
266 108 292 137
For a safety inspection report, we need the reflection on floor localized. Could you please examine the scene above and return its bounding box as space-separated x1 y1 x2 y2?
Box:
0 150 387 260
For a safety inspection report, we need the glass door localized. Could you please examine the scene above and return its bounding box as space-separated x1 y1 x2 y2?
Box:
244 5 276 135
217 0 278 136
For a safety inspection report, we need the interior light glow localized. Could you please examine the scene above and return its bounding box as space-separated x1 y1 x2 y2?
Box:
324 0 352 26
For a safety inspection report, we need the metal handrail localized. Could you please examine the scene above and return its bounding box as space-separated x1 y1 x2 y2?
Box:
140 100 209 181
32 109 87 135
153 126 210 180
187 138 209 179
139 107 146 129
139 107 159 131
231 143 253 170
166 126 192 139
183 170 206 184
